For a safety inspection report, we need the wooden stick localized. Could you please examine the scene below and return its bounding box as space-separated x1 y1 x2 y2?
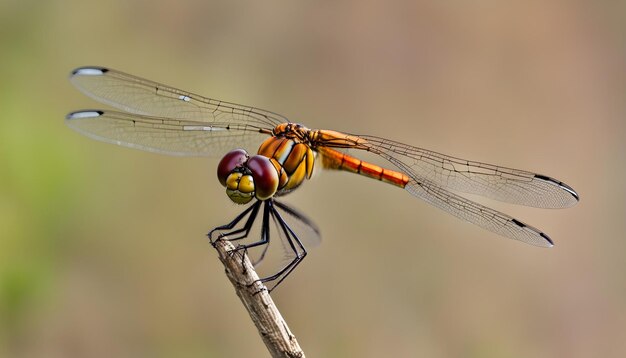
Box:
212 238 306 358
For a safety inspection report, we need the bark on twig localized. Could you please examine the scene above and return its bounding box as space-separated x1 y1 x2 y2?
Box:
212 238 305 358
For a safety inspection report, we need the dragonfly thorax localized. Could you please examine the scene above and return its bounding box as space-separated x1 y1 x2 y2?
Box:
272 122 312 142
257 135 316 196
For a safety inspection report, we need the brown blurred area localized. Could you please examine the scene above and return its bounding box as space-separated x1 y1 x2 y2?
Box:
1 0 624 357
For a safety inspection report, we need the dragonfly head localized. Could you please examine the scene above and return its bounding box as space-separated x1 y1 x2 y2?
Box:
217 149 279 204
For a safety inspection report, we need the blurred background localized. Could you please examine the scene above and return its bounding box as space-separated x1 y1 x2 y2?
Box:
1 0 625 357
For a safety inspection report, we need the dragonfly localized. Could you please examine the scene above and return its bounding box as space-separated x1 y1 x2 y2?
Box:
66 66 579 290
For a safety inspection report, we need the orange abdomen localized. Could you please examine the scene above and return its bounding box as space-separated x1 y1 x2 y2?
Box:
318 146 409 188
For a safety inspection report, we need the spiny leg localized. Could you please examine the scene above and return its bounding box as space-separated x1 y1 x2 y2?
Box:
249 202 294 266
259 201 307 292
208 201 266 272
232 200 272 251
250 203 276 266
224 200 272 268
207 200 262 244
218 200 309 291
230 200 296 289
251 237 271 267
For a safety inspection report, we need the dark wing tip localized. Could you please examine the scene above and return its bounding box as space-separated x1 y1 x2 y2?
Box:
534 174 579 203
65 110 104 120
70 66 109 77
511 218 554 248
540 232 555 247
560 181 579 202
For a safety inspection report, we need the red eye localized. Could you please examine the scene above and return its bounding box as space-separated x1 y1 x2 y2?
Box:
247 155 279 200
217 149 249 187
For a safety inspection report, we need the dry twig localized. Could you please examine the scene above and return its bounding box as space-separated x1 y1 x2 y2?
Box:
212 238 305 358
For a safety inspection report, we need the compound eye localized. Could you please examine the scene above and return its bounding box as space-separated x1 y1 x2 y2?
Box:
217 149 249 187
247 155 279 200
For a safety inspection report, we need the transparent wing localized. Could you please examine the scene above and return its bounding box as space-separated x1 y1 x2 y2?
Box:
405 174 554 247
329 134 578 209
65 110 273 156
69 67 286 127
273 200 321 248
67 66 288 156
314 132 578 246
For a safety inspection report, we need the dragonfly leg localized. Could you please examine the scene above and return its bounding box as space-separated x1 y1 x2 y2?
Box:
240 200 308 292
230 200 272 251
207 200 262 244
223 199 272 273
248 201 277 266
212 199 309 291
263 201 307 292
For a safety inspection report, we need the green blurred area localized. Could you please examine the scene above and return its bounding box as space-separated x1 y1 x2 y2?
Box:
1 0 625 357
